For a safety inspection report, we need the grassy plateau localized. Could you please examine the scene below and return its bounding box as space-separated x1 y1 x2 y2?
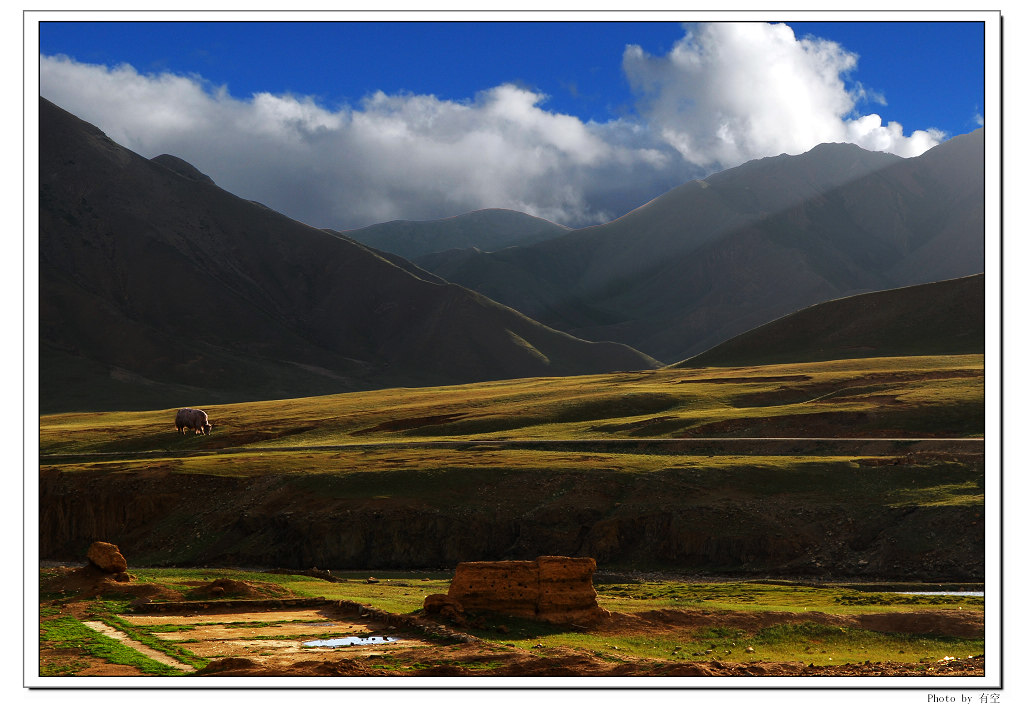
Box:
41 354 982 452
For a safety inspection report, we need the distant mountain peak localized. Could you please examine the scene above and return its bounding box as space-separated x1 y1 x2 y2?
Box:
805 141 869 152
344 207 571 260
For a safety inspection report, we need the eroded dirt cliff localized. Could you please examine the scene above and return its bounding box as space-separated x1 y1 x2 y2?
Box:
38 467 983 580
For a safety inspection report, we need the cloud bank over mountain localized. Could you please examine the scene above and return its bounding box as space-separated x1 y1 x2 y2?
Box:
40 22 946 229
623 23 944 168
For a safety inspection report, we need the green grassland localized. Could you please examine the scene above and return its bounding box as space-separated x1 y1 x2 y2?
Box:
40 354 983 456
40 450 982 511
489 622 982 667
38 568 985 674
39 609 198 677
39 354 985 517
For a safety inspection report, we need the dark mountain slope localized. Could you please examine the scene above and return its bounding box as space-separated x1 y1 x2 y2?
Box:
342 208 571 259
418 132 984 362
677 274 985 368
38 97 657 413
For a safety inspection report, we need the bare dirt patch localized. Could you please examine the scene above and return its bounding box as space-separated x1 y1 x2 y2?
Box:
132 606 434 672
183 578 290 600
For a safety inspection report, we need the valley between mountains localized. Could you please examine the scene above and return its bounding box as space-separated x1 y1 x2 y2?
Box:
37 93 988 679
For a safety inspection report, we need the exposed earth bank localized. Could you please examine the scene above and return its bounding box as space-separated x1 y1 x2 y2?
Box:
39 467 982 580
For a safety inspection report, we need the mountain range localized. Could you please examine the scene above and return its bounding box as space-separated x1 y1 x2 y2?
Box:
400 130 984 363
38 97 656 413
38 96 985 413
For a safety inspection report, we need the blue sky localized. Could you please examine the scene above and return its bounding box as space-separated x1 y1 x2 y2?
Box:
40 20 984 135
38 19 988 229
787 21 985 134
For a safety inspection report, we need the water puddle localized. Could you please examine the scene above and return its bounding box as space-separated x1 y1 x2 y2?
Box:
895 591 984 597
303 635 399 648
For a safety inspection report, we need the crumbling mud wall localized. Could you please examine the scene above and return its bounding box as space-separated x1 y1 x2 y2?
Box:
442 556 608 624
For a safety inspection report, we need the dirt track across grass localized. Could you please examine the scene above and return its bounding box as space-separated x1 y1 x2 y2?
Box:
81 621 193 671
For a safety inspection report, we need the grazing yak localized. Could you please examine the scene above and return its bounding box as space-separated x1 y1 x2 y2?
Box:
175 407 212 435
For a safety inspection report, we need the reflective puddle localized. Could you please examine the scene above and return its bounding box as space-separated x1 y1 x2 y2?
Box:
303 636 399 648
895 591 984 597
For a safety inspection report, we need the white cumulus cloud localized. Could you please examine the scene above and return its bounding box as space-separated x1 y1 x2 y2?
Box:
39 23 950 230
623 22 943 167
41 53 684 227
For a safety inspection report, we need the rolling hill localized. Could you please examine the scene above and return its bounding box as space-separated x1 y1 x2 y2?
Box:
38 97 658 413
677 274 985 368
414 132 984 362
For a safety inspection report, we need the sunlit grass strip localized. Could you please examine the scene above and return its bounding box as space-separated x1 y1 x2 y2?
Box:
39 615 191 676
129 568 453 614
41 449 876 477
39 354 984 455
885 483 984 507
40 445 983 511
594 582 983 614
499 624 983 667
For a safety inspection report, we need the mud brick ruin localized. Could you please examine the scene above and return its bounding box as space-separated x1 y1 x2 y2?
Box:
428 555 609 625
